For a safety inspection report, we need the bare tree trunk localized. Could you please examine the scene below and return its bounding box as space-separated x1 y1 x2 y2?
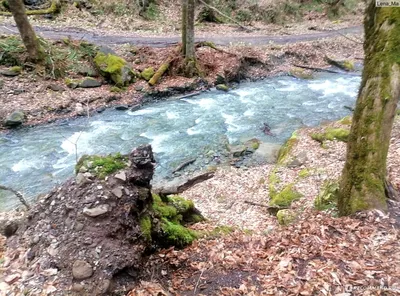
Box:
8 0 43 62
181 0 188 56
185 0 195 60
337 1 400 216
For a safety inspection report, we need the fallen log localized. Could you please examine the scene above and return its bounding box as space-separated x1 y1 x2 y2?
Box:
0 0 60 16
148 60 171 86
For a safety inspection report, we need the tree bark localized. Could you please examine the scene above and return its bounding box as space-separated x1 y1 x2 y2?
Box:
185 0 195 61
181 0 188 56
8 0 43 62
337 1 400 216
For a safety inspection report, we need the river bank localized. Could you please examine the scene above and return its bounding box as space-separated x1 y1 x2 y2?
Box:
0 30 363 132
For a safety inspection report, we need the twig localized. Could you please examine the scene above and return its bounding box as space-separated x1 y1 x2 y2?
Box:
1 25 18 34
244 200 274 208
193 269 205 295
198 0 253 32
0 185 30 210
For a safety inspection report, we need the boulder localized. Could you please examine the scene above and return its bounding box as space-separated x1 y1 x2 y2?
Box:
94 52 136 87
216 84 229 92
4 110 25 127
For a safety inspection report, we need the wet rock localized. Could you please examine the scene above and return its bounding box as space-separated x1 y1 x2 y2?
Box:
47 83 65 92
216 84 229 92
79 77 102 88
130 104 142 111
230 145 248 157
115 105 129 111
4 110 25 127
72 260 93 280
83 204 110 217
96 106 106 113
215 74 226 85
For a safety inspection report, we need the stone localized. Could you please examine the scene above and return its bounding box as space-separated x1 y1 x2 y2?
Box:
115 171 126 181
216 84 229 92
75 222 84 231
111 187 123 198
141 67 154 81
13 89 25 95
47 84 65 92
130 104 142 111
72 283 84 292
0 220 19 237
0 66 22 77
83 204 110 217
79 166 88 173
4 110 25 127
97 107 106 113
215 74 225 85
115 105 129 111
75 103 86 116
72 260 93 280
76 173 89 185
79 78 102 88
288 151 308 167
4 274 20 284
230 145 248 157
99 279 112 294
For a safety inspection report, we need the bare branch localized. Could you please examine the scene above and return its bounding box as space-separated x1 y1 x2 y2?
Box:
0 185 30 210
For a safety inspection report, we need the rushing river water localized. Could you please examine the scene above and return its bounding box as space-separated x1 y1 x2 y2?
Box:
0 73 361 210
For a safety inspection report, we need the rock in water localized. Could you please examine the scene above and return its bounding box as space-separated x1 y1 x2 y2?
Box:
4 110 25 127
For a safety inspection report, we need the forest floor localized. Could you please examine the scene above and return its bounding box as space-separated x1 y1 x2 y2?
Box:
2 9 400 296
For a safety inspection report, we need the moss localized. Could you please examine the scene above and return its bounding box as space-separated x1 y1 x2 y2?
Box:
10 66 21 73
110 86 125 93
167 196 195 214
0 0 60 15
396 109 400 116
139 215 152 241
160 218 197 247
94 52 134 87
277 131 298 164
75 153 128 179
342 60 355 71
141 67 155 81
198 225 235 239
269 184 302 207
276 209 296 225
338 116 352 125
311 128 350 143
268 168 280 197
298 168 310 178
314 181 339 211
149 62 170 86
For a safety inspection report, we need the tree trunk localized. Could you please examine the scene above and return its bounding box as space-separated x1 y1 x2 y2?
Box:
181 0 188 56
8 0 43 62
185 0 195 61
337 1 400 216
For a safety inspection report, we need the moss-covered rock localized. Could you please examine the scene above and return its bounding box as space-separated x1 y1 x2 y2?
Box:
65 78 79 89
269 184 302 207
314 181 339 211
216 84 229 91
277 131 298 164
75 153 128 179
311 127 350 143
147 193 204 247
289 67 314 79
141 67 155 81
94 52 136 87
298 168 311 178
276 209 297 225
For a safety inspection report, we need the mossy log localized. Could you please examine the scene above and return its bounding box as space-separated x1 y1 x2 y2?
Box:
325 56 355 72
0 0 60 15
148 60 170 86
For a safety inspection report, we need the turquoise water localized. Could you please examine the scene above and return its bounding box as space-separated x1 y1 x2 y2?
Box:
0 73 361 210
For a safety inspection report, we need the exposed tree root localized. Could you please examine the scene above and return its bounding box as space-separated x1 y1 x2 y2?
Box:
0 185 30 210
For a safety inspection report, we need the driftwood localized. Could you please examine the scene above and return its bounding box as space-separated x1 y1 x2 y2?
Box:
0 0 60 16
198 0 253 32
172 158 197 174
0 185 30 210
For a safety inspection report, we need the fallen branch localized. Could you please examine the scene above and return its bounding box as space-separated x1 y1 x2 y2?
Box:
198 0 253 32
148 60 171 86
172 158 197 174
0 185 30 210
244 201 283 215
195 41 237 56
293 64 359 76
0 0 60 16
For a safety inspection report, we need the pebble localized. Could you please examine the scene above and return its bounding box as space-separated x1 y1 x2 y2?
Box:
72 260 93 280
111 187 123 198
83 204 110 217
115 171 126 181
4 274 20 284
72 283 85 292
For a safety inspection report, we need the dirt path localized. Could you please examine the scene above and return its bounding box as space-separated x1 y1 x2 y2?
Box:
0 23 362 47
